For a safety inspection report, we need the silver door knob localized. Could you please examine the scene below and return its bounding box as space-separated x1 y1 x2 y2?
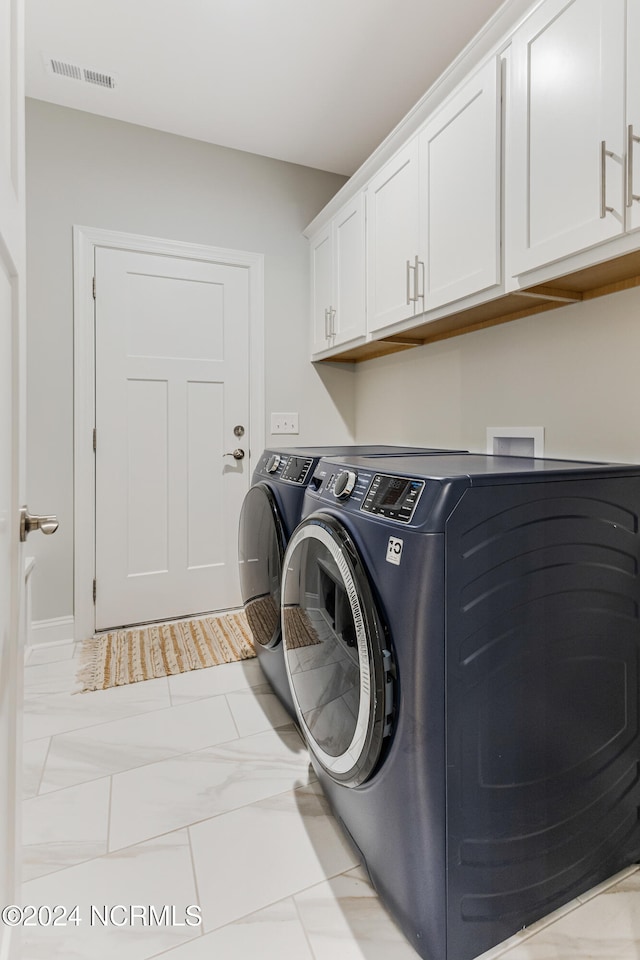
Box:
20 506 59 542
224 448 245 460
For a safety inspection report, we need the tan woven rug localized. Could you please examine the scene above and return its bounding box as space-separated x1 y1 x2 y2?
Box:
77 609 255 692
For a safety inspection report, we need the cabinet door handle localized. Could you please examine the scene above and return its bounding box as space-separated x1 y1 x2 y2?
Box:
627 125 640 208
406 258 421 304
600 140 615 219
406 260 414 304
329 307 336 338
416 256 425 305
324 307 329 339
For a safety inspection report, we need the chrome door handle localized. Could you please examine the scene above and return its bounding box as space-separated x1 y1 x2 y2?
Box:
19 506 59 542
416 255 425 305
627 124 640 208
406 259 415 304
224 448 245 460
329 306 336 338
600 140 615 218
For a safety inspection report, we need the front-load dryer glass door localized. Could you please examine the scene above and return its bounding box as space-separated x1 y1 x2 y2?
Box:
281 514 394 787
238 483 286 649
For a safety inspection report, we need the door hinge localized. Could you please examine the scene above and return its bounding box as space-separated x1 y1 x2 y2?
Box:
92 276 96 299
92 579 97 603
93 428 96 452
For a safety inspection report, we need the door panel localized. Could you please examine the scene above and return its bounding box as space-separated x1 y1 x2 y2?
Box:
95 248 250 629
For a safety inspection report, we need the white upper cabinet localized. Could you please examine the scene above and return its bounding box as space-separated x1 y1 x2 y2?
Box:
508 0 626 276
367 58 502 335
418 57 501 311
310 193 366 357
366 138 422 334
627 0 640 234
306 0 640 362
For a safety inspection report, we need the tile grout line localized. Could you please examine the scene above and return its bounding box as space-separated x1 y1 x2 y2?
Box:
105 774 113 855
185 825 205 940
33 736 53 797
291 888 319 959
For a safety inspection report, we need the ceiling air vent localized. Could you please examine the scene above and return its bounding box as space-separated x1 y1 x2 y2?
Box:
45 55 117 90
84 69 116 89
50 59 82 81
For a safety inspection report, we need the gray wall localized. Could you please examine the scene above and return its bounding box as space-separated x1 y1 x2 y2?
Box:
355 285 640 462
25 99 350 622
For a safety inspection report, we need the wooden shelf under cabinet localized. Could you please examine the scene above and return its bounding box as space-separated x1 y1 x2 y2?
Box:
317 249 640 364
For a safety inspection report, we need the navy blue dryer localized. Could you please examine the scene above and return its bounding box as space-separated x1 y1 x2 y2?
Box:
281 452 640 960
238 445 464 716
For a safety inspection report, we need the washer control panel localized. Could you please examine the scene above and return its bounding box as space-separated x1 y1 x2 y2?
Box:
361 473 425 523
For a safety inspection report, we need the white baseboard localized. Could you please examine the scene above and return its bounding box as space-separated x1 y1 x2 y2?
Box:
30 615 76 646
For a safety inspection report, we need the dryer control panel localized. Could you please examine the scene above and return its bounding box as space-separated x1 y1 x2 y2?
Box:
258 453 314 484
361 474 425 523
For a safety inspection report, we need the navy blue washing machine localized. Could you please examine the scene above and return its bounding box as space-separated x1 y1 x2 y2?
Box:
281 452 640 960
238 445 466 716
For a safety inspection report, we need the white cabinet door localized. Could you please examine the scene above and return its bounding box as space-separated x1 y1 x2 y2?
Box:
509 0 625 275
310 225 333 354
420 58 501 310
627 0 640 233
310 194 366 356
367 138 422 333
333 192 366 347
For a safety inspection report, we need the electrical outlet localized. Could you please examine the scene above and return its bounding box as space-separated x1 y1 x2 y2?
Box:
271 412 299 435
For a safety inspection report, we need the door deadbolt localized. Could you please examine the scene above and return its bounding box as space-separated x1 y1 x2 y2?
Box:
233 425 245 437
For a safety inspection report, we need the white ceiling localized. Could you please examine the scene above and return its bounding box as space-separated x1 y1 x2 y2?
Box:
25 0 507 176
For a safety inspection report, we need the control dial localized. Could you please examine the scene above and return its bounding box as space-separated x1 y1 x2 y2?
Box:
265 454 281 473
333 470 357 500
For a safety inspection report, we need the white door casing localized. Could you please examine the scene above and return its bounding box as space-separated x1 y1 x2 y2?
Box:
74 228 264 638
0 1 24 957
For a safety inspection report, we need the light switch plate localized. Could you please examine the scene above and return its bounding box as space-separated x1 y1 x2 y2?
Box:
271 413 299 435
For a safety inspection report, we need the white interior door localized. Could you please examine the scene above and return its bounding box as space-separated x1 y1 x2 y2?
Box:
0 1 24 957
95 247 251 630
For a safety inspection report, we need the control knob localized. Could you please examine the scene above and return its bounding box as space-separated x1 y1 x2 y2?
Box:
334 470 357 500
265 454 281 473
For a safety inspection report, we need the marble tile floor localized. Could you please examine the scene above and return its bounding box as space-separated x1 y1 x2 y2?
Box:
21 639 640 960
